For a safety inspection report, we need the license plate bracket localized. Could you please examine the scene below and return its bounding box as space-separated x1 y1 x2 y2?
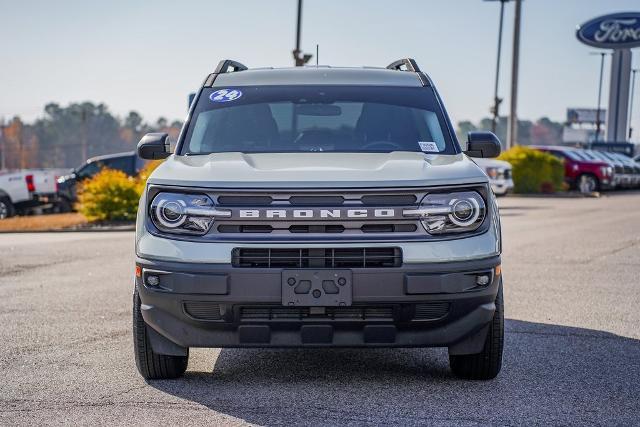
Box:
282 270 352 307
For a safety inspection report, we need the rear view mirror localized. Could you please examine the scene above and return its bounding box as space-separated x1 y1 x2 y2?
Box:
295 104 342 116
137 133 171 160
465 132 501 158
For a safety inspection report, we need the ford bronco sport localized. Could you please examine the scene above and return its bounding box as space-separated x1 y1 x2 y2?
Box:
134 58 504 380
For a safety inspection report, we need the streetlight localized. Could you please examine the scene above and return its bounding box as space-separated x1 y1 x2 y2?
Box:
506 0 522 150
589 51 610 142
629 68 639 141
292 0 312 66
483 0 512 134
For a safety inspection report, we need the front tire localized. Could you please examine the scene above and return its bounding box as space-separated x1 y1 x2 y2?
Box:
577 174 599 193
53 197 72 213
449 281 504 380
133 289 188 379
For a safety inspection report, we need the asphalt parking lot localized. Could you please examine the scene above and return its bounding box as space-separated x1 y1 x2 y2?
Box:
1 192 639 425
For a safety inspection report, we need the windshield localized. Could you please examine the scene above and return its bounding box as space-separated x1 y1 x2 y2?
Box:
563 150 584 161
180 86 457 155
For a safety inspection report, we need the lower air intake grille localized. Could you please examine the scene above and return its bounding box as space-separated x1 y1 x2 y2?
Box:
239 305 394 321
413 302 450 320
183 302 222 321
231 247 402 268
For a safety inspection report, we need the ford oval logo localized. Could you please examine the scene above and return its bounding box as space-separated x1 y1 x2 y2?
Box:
577 12 640 49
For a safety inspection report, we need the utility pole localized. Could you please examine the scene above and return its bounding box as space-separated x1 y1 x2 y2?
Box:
292 0 312 66
629 68 639 140
484 0 510 134
506 0 522 150
81 107 88 162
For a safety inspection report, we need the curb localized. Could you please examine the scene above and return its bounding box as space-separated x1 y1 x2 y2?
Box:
0 225 135 234
505 192 599 199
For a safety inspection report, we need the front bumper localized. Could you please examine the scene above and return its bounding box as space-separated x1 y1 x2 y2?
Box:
489 178 514 196
136 255 501 354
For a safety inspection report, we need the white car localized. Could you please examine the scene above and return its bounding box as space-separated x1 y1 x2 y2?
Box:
474 158 514 196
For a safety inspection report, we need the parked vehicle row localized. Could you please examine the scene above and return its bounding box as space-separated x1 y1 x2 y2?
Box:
530 145 640 192
0 151 145 219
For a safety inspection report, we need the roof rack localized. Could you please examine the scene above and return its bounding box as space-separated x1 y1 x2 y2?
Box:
386 58 421 73
214 59 248 74
203 59 248 86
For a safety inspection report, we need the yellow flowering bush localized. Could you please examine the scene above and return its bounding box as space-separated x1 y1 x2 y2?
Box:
498 146 564 193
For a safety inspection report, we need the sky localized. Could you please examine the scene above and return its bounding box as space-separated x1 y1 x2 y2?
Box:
1 0 639 139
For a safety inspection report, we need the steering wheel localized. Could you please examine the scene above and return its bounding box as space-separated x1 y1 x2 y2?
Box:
361 141 404 151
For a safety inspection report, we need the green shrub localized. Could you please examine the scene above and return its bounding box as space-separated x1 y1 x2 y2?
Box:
498 146 564 193
77 169 140 221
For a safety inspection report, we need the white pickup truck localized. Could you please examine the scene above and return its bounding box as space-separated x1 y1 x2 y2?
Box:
0 171 32 219
0 169 67 218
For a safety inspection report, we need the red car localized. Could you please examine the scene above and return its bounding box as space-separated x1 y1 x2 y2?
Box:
531 146 614 192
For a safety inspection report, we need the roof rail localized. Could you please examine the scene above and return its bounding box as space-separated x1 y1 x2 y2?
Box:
386 58 421 73
214 59 248 74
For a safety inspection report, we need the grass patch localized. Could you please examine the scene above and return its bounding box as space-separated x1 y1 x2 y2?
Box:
0 213 87 232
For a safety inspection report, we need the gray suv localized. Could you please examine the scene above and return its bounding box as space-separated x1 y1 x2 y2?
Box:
134 59 504 380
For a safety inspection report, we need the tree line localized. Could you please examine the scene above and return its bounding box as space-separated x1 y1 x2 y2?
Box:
456 116 564 148
1 101 566 170
0 102 182 170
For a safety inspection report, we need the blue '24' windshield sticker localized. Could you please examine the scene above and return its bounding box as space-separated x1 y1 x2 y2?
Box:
210 89 243 103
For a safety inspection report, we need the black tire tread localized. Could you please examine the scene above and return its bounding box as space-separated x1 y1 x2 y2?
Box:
133 289 188 379
449 282 504 380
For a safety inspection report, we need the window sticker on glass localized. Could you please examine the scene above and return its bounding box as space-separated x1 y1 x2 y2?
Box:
209 89 243 103
418 141 439 153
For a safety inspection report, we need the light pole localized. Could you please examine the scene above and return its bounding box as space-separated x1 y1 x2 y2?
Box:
590 52 609 142
484 0 511 134
506 0 522 150
292 0 312 66
629 68 639 140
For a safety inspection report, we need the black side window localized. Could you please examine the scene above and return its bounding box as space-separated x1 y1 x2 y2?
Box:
102 156 135 175
76 162 100 179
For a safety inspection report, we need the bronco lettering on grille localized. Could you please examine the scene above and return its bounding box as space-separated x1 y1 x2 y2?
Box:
236 208 396 220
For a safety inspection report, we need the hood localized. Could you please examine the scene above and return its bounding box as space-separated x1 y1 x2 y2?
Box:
148 152 488 188
473 158 512 169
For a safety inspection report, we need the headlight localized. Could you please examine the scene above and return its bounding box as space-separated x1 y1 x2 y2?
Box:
485 167 499 179
600 166 613 176
150 192 229 235
403 191 486 234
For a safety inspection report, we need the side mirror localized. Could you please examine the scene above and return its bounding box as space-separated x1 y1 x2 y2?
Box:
465 131 501 158
137 133 171 160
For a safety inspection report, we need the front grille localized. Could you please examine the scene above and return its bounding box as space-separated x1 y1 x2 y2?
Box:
211 189 428 238
414 302 450 320
218 224 416 234
183 301 222 320
239 305 394 321
231 247 402 268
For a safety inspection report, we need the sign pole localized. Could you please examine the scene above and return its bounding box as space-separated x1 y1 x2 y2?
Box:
605 49 632 142
595 52 606 142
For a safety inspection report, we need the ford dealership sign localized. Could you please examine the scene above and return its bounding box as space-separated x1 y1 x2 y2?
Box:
577 12 640 49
